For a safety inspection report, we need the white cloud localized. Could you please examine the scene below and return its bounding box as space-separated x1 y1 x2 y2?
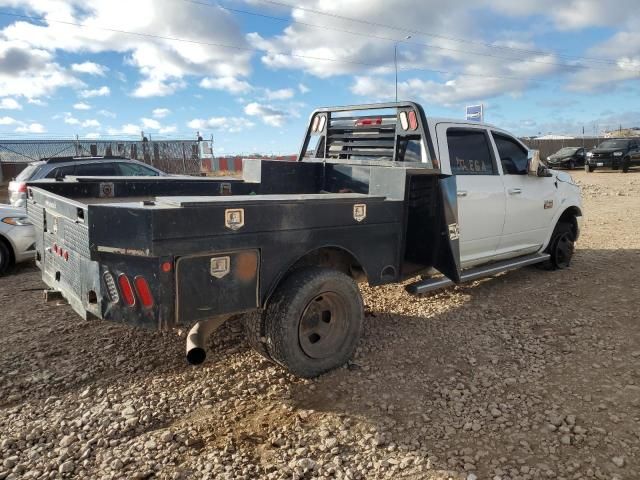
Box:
141 117 161 130
62 113 80 125
187 116 254 133
81 119 101 128
199 76 252 94
264 88 295 101
0 98 21 110
79 86 110 98
298 83 310 94
71 61 108 76
15 122 45 133
97 109 116 118
0 116 17 125
84 132 101 139
107 123 141 136
152 107 170 119
73 102 91 110
0 0 253 98
244 102 287 127
0 40 82 99
159 125 177 135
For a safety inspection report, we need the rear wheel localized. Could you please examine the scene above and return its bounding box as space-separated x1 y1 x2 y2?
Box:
544 222 575 270
0 241 12 276
585 164 595 173
568 160 576 169
261 267 363 378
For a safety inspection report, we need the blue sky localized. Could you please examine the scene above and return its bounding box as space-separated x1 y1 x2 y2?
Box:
0 0 639 154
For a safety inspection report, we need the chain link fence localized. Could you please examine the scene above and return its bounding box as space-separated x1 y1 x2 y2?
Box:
0 139 204 182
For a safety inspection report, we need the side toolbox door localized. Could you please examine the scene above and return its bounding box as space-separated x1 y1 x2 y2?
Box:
491 131 559 255
436 123 506 267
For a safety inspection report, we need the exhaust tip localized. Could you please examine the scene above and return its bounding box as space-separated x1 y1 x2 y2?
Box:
186 347 206 365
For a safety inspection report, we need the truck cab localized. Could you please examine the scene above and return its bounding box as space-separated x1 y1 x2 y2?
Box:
431 120 581 269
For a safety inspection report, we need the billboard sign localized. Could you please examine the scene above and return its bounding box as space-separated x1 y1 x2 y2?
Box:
466 104 484 122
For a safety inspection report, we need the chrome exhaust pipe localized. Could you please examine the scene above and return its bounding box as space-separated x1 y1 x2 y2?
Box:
185 316 229 365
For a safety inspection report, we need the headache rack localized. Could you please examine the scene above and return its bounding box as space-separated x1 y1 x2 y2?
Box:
298 101 437 168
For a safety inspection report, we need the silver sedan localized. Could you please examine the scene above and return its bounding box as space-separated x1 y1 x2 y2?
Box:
0 204 35 275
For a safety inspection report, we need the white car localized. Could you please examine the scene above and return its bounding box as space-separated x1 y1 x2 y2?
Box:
0 204 35 275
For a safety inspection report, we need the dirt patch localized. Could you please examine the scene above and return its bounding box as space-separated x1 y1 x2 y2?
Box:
0 170 639 479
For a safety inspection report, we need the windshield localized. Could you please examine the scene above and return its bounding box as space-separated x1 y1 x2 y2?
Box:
556 147 579 154
598 140 629 149
15 163 43 181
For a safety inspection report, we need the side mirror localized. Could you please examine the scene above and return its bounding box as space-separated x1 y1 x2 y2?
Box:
527 150 552 177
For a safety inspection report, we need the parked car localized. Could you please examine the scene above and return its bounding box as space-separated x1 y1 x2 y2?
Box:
8 156 166 207
585 138 640 173
0 204 35 275
546 146 586 169
28 101 582 378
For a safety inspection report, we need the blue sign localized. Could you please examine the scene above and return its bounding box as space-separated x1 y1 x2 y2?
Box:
466 104 484 122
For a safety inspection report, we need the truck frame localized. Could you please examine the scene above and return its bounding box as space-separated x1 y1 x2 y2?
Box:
27 102 582 378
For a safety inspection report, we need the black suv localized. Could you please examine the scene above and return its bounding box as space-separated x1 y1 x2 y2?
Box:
585 138 640 173
546 146 586 169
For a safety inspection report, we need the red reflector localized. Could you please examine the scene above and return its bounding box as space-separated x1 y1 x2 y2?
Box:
355 117 382 127
134 276 154 309
118 275 136 307
53 244 59 255
161 261 172 273
408 111 418 130
63 251 69 262
17 182 27 193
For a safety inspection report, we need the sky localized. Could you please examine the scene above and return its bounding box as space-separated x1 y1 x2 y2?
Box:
0 0 639 154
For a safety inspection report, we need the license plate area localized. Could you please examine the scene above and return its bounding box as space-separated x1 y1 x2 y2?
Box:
596 162 604 167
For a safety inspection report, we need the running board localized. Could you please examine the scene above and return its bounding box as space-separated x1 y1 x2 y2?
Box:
405 253 550 295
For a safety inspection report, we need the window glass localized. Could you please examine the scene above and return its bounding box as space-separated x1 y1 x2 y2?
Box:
15 163 43 181
399 138 423 163
74 163 118 176
45 165 76 179
493 133 529 175
117 162 160 176
447 129 496 175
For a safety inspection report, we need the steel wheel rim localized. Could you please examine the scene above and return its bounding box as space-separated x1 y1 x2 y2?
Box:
555 232 574 268
298 291 349 359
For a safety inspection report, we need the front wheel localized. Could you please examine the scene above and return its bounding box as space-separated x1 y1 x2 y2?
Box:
622 157 630 173
585 164 595 173
261 267 363 378
0 241 12 276
544 222 575 270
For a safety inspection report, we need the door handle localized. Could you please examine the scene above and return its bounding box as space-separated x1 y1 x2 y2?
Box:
457 190 468 197
508 188 522 195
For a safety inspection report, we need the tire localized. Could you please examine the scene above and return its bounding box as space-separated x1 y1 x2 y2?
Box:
544 222 575 270
568 160 576 170
243 311 272 362
622 157 630 173
0 241 13 276
262 266 363 378
585 164 595 173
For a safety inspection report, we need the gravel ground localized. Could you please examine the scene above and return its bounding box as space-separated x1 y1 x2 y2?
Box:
1 170 639 480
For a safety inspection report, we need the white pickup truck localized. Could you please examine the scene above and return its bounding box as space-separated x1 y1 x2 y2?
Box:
28 102 583 378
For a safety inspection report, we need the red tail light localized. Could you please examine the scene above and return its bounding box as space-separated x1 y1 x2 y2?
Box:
408 111 418 130
118 275 136 307
355 117 382 127
12 182 27 193
134 276 154 309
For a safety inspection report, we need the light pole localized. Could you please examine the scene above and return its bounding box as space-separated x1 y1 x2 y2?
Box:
394 35 411 102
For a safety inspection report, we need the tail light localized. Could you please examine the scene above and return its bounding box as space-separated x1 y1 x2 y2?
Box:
408 110 418 130
103 272 120 304
311 114 326 132
355 117 382 127
10 182 27 193
134 276 154 309
399 111 409 130
118 274 136 307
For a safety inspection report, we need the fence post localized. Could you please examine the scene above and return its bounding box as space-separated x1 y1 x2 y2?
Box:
182 143 187 174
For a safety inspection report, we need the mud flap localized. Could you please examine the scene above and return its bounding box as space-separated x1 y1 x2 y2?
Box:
433 175 461 283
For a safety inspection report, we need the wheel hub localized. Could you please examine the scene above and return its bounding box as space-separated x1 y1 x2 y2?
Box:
298 291 349 359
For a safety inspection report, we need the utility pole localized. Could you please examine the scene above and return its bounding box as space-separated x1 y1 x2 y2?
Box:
394 35 411 102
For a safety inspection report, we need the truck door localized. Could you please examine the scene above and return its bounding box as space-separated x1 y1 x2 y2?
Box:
436 124 506 267
491 131 558 256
